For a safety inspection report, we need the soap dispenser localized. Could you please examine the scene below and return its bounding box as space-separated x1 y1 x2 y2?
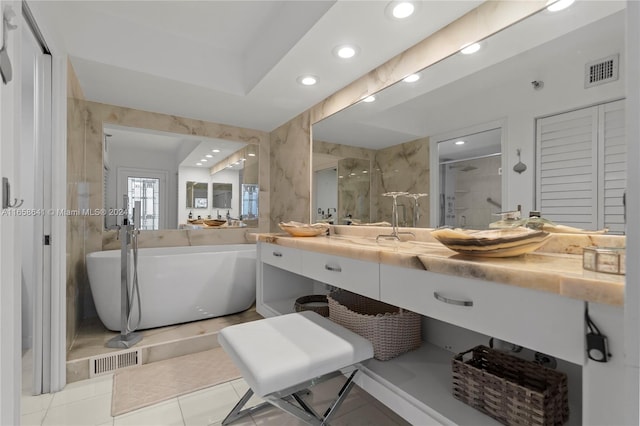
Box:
188 211 193 220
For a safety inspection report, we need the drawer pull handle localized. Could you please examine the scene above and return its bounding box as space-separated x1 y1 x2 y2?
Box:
272 251 283 257
433 292 473 307
325 264 342 272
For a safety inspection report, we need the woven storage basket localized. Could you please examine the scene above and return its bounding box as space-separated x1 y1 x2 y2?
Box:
327 290 421 361
294 295 329 317
452 345 569 426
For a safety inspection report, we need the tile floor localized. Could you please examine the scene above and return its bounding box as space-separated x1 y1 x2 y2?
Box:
21 373 410 426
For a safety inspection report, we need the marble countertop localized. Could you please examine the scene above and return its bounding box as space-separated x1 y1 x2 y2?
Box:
256 228 625 307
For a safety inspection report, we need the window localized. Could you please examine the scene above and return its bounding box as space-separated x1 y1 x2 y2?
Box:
127 177 160 230
241 184 259 219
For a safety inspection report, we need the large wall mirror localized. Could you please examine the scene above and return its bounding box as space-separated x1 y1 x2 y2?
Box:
103 124 259 230
312 1 626 231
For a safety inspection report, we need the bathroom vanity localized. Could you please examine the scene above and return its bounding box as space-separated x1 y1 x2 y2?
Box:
255 227 626 425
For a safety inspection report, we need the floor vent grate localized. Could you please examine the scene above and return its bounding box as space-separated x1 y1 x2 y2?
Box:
585 54 619 88
89 349 142 377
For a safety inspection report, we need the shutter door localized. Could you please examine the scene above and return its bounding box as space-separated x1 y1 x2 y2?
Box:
536 107 598 230
599 99 626 234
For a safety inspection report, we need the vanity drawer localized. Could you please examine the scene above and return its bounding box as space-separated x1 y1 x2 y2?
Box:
301 251 380 300
260 243 302 274
380 264 585 365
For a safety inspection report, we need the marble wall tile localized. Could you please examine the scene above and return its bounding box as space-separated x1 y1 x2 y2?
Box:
313 140 375 162
269 112 312 231
67 59 85 100
337 158 371 224
373 137 430 227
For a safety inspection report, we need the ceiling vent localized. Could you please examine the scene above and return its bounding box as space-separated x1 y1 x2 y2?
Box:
585 54 619 88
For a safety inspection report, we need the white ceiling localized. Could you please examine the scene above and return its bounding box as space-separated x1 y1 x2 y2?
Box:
103 124 247 170
29 0 483 132
312 0 626 151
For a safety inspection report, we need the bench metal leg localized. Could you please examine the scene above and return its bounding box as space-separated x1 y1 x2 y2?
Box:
221 388 271 425
222 370 361 426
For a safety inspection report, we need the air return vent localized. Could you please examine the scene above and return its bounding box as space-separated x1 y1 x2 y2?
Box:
89 349 142 377
585 54 619 88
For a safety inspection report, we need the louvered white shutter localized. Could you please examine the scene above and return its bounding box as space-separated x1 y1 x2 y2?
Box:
536 99 626 233
536 107 598 230
599 99 626 234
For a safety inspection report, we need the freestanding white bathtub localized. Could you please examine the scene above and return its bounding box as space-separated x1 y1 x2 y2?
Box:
86 244 256 331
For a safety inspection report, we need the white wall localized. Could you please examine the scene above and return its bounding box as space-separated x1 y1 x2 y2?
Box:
178 167 241 224
425 11 625 217
210 169 240 219
178 166 210 223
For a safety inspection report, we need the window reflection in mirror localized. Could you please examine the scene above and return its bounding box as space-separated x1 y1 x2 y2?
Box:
103 124 258 229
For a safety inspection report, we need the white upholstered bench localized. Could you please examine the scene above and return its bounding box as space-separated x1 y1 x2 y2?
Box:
218 311 374 425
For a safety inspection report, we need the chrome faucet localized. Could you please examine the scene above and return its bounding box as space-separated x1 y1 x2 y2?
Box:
377 192 415 241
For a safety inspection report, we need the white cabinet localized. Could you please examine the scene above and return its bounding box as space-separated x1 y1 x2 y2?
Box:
301 250 380 300
256 242 617 425
380 264 585 365
257 243 313 318
260 243 302 274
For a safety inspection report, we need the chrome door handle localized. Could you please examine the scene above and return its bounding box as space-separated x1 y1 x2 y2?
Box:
433 292 473 307
325 264 342 272
272 251 283 257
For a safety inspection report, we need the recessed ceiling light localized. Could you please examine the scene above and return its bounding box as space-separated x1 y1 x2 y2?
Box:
403 74 420 83
212 149 220 153
460 42 481 55
248 153 256 157
205 154 213 158
333 44 359 59
546 0 574 12
297 75 318 86
455 140 466 145
196 162 202 166
362 95 376 103
388 1 415 19
200 158 207 162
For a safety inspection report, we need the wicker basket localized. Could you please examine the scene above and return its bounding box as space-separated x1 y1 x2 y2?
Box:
452 345 569 426
327 290 421 361
294 295 329 317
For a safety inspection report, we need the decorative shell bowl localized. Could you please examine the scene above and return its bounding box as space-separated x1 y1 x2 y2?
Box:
279 221 330 237
431 227 551 258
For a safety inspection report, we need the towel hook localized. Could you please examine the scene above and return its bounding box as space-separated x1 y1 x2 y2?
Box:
2 177 23 209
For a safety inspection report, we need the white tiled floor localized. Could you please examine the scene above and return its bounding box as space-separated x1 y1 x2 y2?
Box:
22 374 410 426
